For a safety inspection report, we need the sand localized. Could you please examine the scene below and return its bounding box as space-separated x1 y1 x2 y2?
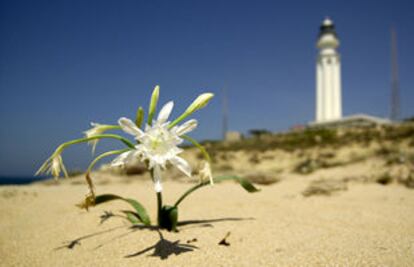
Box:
1 176 414 267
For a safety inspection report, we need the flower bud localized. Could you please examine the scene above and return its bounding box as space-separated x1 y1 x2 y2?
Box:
135 106 144 128
185 93 214 115
169 92 214 128
148 85 160 125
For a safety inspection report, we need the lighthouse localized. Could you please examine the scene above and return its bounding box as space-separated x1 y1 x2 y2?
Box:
310 18 391 128
316 17 342 122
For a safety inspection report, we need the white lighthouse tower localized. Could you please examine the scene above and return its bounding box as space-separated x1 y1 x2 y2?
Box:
316 17 342 122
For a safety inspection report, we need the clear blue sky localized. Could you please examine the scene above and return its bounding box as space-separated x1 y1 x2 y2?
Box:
1 0 413 176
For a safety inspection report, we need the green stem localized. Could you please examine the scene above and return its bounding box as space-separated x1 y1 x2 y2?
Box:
156 192 163 227
157 192 163 214
174 181 208 207
168 113 188 129
181 135 211 162
150 169 163 226
56 134 135 153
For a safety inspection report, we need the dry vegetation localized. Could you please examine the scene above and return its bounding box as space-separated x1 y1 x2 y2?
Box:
192 122 414 192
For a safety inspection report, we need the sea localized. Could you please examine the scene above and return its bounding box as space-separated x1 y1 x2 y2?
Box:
0 176 51 185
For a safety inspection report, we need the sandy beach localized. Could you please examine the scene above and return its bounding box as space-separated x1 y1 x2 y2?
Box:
1 174 413 267
2 1 414 265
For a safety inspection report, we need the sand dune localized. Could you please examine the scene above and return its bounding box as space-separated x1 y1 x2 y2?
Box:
1 176 413 266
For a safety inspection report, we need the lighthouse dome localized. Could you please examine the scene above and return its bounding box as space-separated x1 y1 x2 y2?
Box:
317 17 339 49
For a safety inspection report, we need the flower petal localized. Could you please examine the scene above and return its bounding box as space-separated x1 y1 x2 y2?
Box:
175 119 198 136
111 151 134 166
157 101 174 123
35 157 51 176
118 117 144 137
58 155 69 178
153 165 163 192
90 140 98 155
170 156 192 177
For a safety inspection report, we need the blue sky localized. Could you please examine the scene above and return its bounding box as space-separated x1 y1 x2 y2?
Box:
1 0 413 176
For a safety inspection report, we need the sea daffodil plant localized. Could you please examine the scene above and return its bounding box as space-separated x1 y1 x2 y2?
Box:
37 85 258 231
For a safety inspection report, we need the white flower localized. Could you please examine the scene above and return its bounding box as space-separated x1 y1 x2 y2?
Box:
112 101 197 192
199 161 214 185
36 153 68 178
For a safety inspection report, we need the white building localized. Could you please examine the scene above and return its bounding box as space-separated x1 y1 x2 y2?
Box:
316 17 342 122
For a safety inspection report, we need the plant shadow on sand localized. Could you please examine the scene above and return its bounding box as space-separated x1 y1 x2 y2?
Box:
124 230 198 259
125 217 255 260
54 212 254 260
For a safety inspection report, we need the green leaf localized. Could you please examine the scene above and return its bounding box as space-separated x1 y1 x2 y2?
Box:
93 194 151 226
174 175 259 207
94 194 122 203
213 175 260 193
123 198 151 226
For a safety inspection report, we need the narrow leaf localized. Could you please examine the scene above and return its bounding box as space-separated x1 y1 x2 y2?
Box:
122 210 141 225
174 175 259 207
94 194 122 203
213 175 260 193
90 194 151 226
123 198 151 226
